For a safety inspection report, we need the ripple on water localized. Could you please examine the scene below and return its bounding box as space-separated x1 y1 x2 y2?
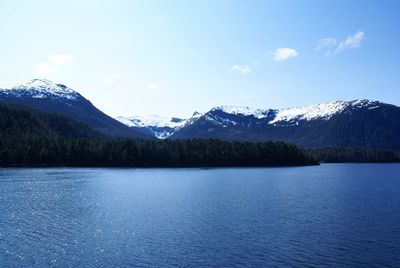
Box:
0 165 400 266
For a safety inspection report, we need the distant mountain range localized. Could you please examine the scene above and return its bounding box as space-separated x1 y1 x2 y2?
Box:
1 79 400 151
115 112 202 139
117 100 400 150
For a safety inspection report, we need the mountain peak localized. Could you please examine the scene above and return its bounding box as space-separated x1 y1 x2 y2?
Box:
18 79 58 88
7 79 80 100
349 99 380 107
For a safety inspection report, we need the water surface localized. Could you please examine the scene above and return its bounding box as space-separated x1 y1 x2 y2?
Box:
1 164 400 266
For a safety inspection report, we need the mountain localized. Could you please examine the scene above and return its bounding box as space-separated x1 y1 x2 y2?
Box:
0 103 316 167
0 103 104 139
116 112 202 139
118 99 400 151
0 79 150 139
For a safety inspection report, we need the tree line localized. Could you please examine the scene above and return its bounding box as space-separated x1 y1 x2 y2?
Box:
0 137 318 167
309 147 400 163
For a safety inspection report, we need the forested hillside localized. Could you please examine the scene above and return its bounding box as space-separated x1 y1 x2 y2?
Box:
0 103 316 167
0 103 104 139
0 79 151 139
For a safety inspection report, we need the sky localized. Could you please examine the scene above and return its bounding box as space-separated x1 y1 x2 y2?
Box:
0 0 399 118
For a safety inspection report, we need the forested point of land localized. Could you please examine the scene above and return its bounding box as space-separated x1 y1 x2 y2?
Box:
0 103 317 167
309 147 400 163
2 103 398 166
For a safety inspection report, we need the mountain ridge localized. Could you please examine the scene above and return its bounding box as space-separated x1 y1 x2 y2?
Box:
117 99 400 151
0 79 152 139
2 79 399 150
0 102 316 167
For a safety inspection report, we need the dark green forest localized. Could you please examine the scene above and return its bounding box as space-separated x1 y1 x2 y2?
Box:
1 103 399 166
0 103 316 167
309 147 400 163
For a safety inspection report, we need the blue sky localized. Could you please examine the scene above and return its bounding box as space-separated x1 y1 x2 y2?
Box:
0 0 399 117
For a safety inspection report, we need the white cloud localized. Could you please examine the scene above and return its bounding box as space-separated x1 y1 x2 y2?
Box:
33 62 54 76
315 38 337 51
335 31 364 54
147 82 158 90
272 48 298 62
316 31 365 56
105 74 122 84
48 53 73 65
230 64 251 74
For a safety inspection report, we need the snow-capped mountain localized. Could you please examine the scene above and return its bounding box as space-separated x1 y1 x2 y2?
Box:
4 79 81 100
0 79 151 139
207 100 381 126
118 99 400 150
171 99 400 150
170 99 380 130
2 80 400 150
116 112 202 139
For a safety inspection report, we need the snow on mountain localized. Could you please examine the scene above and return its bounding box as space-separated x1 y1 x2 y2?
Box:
116 115 187 129
116 111 204 139
212 106 268 119
1 79 80 100
269 99 379 125
116 115 190 139
211 100 380 125
269 101 346 125
117 99 382 139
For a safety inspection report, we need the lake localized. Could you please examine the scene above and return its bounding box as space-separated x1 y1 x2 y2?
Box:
1 164 400 267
